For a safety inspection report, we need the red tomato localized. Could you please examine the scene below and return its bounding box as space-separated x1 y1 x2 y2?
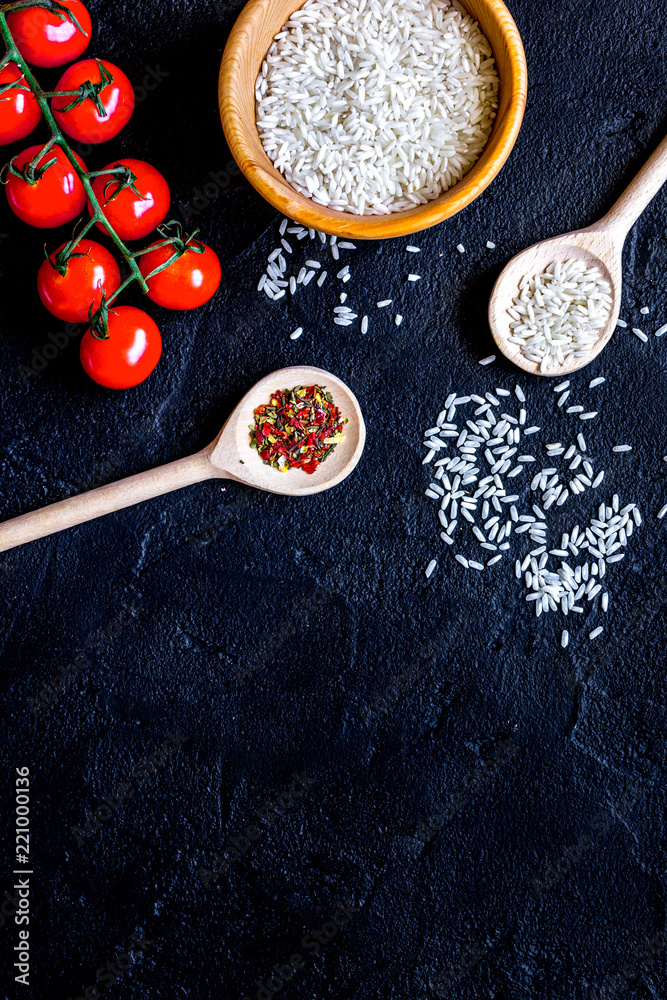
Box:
7 0 92 69
139 239 222 310
0 64 41 145
5 144 88 228
37 239 121 323
51 58 134 144
80 306 162 389
89 159 170 241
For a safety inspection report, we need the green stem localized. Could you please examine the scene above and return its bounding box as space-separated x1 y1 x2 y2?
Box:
131 238 178 258
66 215 96 255
85 168 127 179
0 9 150 295
40 89 83 99
27 135 56 169
1 0 58 10
1 0 50 10
107 273 139 307
143 251 182 282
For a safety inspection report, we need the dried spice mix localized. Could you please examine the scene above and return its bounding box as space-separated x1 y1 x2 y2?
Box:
250 385 347 474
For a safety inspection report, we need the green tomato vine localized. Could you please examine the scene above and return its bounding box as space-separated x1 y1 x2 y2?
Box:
0 0 193 336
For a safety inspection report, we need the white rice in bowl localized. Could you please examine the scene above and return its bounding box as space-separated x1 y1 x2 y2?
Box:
255 0 500 216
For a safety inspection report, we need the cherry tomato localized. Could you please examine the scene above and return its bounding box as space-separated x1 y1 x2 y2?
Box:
37 239 121 323
89 159 170 241
51 58 134 144
5 144 88 228
0 64 41 145
7 0 92 69
139 239 221 310
80 306 162 389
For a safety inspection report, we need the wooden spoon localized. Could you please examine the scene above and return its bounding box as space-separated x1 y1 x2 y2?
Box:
0 366 366 554
489 134 667 375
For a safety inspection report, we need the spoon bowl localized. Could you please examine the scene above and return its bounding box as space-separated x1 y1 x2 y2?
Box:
211 365 366 496
489 134 667 376
0 366 366 552
489 228 622 376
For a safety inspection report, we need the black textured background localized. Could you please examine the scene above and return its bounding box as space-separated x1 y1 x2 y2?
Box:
1 1 667 998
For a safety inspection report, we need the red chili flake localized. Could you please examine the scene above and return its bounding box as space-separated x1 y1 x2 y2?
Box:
249 385 347 474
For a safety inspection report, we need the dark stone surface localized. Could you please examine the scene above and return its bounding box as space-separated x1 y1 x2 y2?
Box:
0 0 666 998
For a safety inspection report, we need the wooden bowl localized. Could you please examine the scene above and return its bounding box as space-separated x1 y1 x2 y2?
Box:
219 0 528 240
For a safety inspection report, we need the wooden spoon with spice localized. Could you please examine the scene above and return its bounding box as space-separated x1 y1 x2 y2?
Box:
0 366 366 553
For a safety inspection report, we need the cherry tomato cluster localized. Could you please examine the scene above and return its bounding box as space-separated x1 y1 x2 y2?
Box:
0 0 222 390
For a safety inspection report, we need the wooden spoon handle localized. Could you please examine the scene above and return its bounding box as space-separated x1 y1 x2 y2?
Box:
601 134 667 239
0 449 219 554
